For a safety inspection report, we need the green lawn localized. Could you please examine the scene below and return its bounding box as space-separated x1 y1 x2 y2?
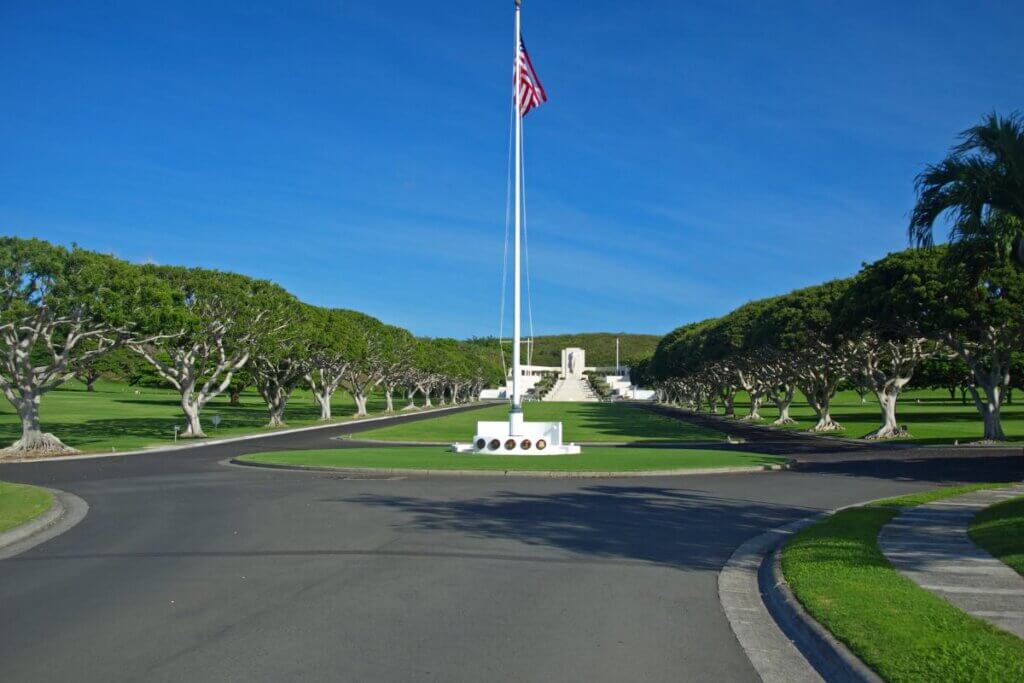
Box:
782 484 1024 682
356 401 724 443
970 495 1024 577
726 388 1024 444
0 379 399 454
0 481 54 533
239 446 784 472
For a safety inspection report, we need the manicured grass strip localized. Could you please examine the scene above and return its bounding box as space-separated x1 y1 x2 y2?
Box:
0 379 406 453
358 402 724 444
728 388 1024 444
0 481 54 533
782 483 1024 683
970 495 1024 577
239 446 784 472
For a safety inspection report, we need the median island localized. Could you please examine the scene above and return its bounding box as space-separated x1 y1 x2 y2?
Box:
354 402 725 444
237 446 784 473
0 481 54 533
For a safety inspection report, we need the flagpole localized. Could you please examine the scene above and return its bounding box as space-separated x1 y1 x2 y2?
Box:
510 0 524 434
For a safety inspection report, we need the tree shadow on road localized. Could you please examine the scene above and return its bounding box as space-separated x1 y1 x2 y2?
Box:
794 455 1024 485
344 485 820 570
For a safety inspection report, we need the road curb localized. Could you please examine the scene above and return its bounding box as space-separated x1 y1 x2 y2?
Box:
719 502 883 682
229 458 792 478
0 402 493 464
762 547 882 682
0 487 89 559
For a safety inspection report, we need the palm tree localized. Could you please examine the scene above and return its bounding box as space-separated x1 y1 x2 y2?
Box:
909 112 1024 249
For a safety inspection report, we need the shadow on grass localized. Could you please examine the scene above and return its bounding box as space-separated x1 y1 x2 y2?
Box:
345 485 817 570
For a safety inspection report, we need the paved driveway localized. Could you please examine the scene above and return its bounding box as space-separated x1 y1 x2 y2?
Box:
1 410 1021 682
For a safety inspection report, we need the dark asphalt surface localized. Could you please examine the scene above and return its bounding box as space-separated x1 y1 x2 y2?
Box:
2 405 1022 682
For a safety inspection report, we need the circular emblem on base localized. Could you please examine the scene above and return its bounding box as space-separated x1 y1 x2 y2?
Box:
536 439 547 450
489 439 500 450
504 438 516 450
520 439 532 450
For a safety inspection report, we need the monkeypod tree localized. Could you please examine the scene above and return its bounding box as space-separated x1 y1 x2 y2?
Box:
129 266 284 437
832 249 943 439
0 238 168 453
626 355 653 389
409 339 445 407
304 309 370 420
376 326 415 413
739 296 799 425
762 279 853 432
339 317 395 417
421 339 463 405
465 340 506 399
248 299 310 427
919 243 1024 440
708 300 778 421
650 319 720 411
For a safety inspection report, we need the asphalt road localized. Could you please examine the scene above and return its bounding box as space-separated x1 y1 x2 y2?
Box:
1 407 1022 682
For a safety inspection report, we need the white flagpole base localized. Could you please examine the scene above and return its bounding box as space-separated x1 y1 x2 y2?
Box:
452 419 581 456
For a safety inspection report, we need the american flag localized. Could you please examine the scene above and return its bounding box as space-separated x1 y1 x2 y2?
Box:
516 38 547 117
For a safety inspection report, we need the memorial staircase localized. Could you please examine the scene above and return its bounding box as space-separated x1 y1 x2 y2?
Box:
543 376 599 402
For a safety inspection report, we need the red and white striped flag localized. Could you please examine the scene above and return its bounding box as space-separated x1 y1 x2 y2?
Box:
516 38 547 117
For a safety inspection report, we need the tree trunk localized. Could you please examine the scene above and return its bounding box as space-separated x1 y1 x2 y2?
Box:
723 390 736 417
260 387 288 427
5 393 77 453
805 388 842 432
402 388 418 411
86 378 97 392
385 388 394 413
181 395 204 437
742 393 763 421
313 390 333 421
772 387 796 425
423 387 433 408
969 382 1006 441
864 388 906 439
229 389 242 407
353 392 368 417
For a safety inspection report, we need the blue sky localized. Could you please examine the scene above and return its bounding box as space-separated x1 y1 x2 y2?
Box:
2 1 1022 338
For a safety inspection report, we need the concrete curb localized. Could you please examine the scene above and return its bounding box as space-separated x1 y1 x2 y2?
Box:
762 547 882 682
0 402 492 465
0 487 89 559
719 500 885 683
719 518 825 683
229 458 792 479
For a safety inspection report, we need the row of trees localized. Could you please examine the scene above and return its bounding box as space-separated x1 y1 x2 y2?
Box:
0 238 503 453
642 112 1024 441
